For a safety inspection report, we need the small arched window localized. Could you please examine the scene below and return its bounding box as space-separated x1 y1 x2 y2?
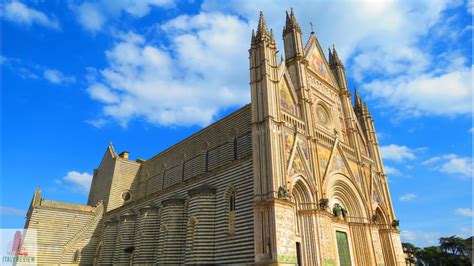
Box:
227 188 236 235
229 191 236 212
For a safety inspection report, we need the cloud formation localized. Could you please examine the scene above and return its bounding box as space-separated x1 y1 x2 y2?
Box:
81 0 470 127
87 14 250 127
43 69 76 84
401 230 441 246
400 193 417 201
2 56 75 85
60 171 93 194
72 0 175 32
203 0 471 118
384 165 402 176
423 154 472 178
454 208 473 217
380 144 416 162
2 1 60 29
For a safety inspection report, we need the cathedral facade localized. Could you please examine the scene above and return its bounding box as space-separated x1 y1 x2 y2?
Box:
24 10 405 265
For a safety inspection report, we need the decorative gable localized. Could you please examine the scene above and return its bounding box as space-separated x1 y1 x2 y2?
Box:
327 148 350 177
279 74 298 115
305 35 335 87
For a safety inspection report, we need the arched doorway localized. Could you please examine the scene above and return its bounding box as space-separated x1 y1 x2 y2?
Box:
325 173 371 266
291 177 317 266
374 207 396 266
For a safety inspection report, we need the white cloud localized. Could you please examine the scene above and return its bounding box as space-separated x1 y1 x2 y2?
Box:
87 84 119 104
384 165 401 176
454 208 473 217
0 206 26 216
86 118 109 128
401 230 441 246
43 69 76 84
75 2 105 33
468 0 474 14
62 171 93 194
87 13 250 127
439 156 472 177
380 144 416 162
364 65 472 117
3 56 76 85
424 154 473 178
400 193 417 201
2 1 60 29
72 0 175 32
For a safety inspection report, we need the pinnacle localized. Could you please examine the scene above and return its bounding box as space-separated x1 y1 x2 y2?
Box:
257 11 269 36
254 11 274 44
284 7 301 33
331 44 344 68
354 87 362 108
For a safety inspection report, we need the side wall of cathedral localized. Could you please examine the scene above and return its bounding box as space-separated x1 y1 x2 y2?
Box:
25 105 257 265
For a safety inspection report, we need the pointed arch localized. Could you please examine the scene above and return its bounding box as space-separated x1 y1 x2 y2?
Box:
374 206 388 225
290 175 318 265
93 242 103 266
324 173 369 219
289 175 316 205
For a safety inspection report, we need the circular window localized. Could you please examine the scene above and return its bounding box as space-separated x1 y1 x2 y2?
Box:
316 105 330 127
121 191 131 201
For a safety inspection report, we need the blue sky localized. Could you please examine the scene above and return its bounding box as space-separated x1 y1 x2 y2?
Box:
1 0 472 247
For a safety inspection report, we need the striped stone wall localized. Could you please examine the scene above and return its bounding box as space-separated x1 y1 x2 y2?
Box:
97 158 255 264
107 159 141 212
114 212 137 264
99 218 118 264
135 105 251 201
132 205 159 264
23 199 103 264
185 185 216 264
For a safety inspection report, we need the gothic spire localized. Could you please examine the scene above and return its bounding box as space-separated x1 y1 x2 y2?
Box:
331 44 344 69
256 11 269 38
251 29 256 45
354 87 362 108
283 7 301 34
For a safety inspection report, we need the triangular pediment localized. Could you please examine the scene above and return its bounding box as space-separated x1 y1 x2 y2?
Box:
327 146 351 177
279 72 298 115
287 142 311 177
304 34 336 87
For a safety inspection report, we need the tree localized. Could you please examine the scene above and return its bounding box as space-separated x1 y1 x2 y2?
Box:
411 236 471 266
416 246 441 266
439 235 467 256
402 242 419 264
